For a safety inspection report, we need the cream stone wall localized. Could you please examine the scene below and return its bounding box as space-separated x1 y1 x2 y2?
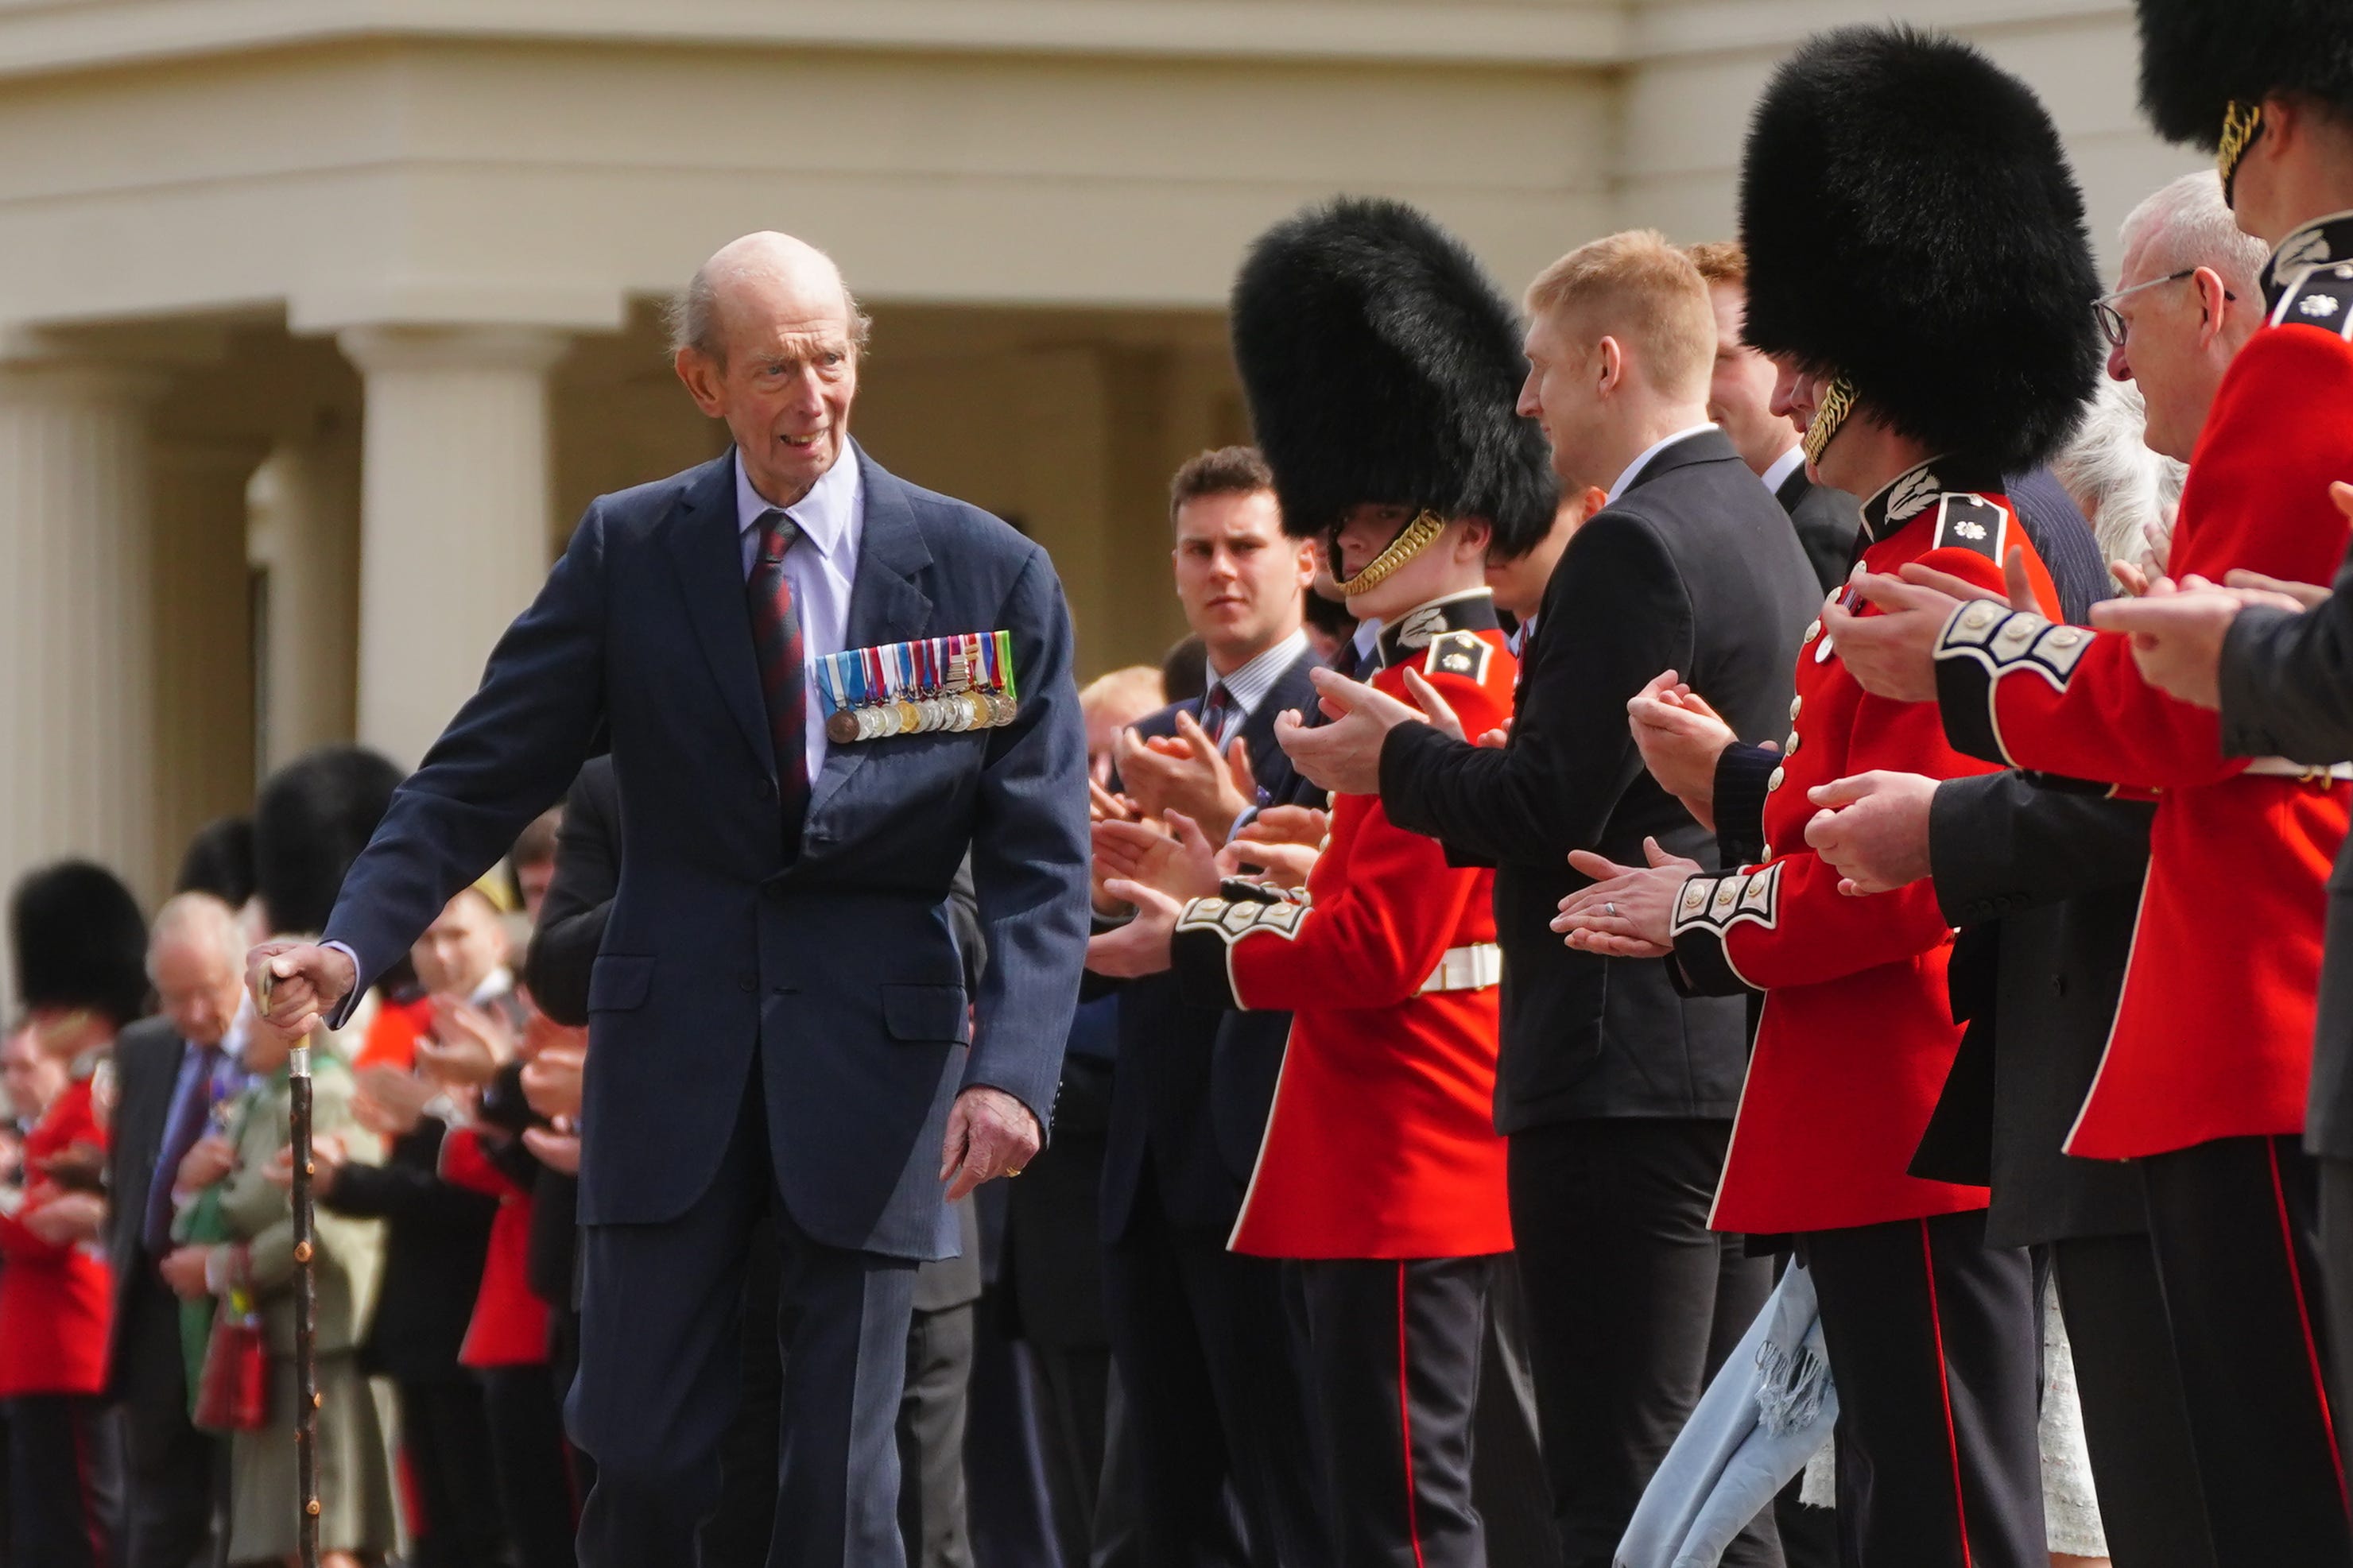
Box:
0 0 2196 993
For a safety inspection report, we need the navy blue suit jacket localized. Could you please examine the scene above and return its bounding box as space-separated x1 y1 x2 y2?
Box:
321 446 1090 1260
1099 646 1321 1239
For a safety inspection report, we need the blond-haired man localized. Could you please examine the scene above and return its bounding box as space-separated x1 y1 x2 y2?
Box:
1280 227 1820 1567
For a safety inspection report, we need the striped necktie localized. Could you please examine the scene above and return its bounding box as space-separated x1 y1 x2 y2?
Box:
747 508 810 839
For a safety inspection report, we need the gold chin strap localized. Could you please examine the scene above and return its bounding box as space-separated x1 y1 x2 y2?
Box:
2218 100 2264 198
1801 375 1857 468
1335 510 1448 598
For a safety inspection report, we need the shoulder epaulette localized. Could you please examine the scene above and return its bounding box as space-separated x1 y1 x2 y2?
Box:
1422 629 1493 685
2271 263 2353 341
1929 493 2010 564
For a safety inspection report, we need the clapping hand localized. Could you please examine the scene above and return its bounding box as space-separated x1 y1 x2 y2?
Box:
22 1190 104 1246
521 1127 581 1174
175 1133 235 1197
521 1043 586 1122
159 1245 215 1300
1092 812 1221 904
1217 836 1318 891
1550 838 1701 958
1113 714 1257 842
1627 671 1742 831
1084 877 1184 979
415 999 512 1088
1830 548 2038 704
352 1064 436 1138
265 1132 348 1198
1802 771 1939 896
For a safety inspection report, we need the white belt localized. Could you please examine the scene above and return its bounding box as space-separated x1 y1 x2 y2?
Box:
1420 943 1502 995
2243 757 2353 782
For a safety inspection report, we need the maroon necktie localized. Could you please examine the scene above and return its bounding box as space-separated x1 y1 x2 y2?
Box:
747 509 809 834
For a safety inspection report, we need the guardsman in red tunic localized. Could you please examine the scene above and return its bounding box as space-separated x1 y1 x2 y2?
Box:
1830 5 2353 1556
0 862 149 1568
1558 30 2101 1567
1089 196 1553 1568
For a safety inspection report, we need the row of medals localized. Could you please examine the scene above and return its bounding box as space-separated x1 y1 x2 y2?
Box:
824 650 1017 745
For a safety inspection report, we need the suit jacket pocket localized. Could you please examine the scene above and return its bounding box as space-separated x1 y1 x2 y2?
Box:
882 983 970 1043
587 954 654 1012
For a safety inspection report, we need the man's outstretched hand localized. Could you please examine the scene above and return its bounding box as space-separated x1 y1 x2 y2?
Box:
940 1085 1043 1202
246 941 356 1035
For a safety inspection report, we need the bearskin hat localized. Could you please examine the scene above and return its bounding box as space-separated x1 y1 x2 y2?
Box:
1229 196 1556 559
10 861 149 1027
2139 0 2353 150
253 745 403 937
173 815 256 910
1739 26 2102 473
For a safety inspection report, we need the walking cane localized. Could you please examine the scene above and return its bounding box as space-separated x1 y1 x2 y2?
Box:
290 1030 322 1568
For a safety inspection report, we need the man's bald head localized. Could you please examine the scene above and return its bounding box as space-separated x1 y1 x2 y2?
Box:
667 231 870 367
671 230 870 506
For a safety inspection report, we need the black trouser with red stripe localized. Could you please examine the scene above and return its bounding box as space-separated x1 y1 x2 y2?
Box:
1801 1210 2043 1568
4 1392 119 1568
2141 1134 2351 1564
1289 1255 1495 1568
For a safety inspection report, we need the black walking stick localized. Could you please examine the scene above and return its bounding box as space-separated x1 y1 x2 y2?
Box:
288 1025 323 1568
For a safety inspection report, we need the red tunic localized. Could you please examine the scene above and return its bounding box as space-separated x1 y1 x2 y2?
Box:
1931 292 2353 1160
1673 471 2060 1235
1169 606 1516 1260
0 1076 113 1397
440 1125 549 1368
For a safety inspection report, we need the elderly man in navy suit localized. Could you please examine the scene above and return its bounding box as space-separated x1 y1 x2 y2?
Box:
248 231 1091 1567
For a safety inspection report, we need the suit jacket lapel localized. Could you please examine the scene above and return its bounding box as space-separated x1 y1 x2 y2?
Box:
663 451 774 777
808 446 935 818
1239 648 1321 792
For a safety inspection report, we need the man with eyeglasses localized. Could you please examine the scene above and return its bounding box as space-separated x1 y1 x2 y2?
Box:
2096 172 2269 470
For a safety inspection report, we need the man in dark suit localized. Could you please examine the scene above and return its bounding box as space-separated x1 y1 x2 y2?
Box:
1093 447 1328 1568
249 231 1091 1568
527 756 988 1568
105 894 247 1568
1280 230 1820 1568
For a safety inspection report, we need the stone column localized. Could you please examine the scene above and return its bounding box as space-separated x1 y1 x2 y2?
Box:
246 432 362 773
151 438 266 871
0 353 167 964
338 326 569 768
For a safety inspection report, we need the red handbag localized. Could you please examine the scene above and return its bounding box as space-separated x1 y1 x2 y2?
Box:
193 1298 269 1432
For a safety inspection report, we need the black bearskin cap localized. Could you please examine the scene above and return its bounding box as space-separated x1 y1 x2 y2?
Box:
1230 197 1556 559
1739 26 2102 472
10 861 149 1027
2139 0 2353 149
253 745 402 936
173 816 256 910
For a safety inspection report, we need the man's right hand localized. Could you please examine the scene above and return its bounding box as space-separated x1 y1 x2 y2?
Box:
175 1134 235 1197
1626 670 1736 830
246 941 356 1035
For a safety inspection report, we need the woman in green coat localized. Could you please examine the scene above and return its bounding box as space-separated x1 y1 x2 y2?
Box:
169 1016 397 1566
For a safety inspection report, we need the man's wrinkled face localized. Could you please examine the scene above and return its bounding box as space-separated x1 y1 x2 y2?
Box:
1706 283 1791 475
1172 490 1311 664
2103 238 2231 465
679 276 859 506
412 890 509 999
151 936 245 1048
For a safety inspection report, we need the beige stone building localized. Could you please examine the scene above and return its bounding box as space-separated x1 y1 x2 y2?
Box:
0 0 2193 978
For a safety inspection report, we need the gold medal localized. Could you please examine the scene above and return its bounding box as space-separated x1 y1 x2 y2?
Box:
960 691 991 730
894 699 923 734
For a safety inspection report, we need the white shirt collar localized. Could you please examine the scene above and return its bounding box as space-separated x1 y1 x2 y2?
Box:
1350 618 1383 665
1607 424 1718 504
1205 628 1308 719
469 966 515 1009
1761 444 1807 497
736 445 859 565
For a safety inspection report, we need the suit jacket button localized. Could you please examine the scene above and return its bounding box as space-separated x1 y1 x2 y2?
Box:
2052 974 2068 997
758 778 777 800
738 974 757 993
